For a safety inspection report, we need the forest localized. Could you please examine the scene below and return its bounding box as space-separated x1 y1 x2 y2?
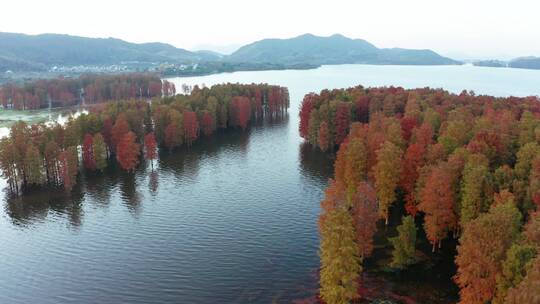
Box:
0 73 176 110
299 86 540 303
0 83 289 195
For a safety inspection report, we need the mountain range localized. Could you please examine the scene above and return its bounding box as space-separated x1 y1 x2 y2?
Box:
508 57 540 69
228 33 459 65
0 32 220 71
0 32 463 74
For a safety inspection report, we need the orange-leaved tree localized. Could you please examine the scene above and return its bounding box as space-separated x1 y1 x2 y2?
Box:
116 131 140 172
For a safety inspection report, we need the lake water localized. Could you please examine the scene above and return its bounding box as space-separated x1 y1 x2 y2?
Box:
1 64 539 304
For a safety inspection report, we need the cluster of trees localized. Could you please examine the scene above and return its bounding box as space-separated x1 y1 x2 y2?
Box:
0 73 175 109
302 86 540 303
0 83 289 195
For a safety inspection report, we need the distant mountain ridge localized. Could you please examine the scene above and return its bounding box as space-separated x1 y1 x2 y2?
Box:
0 32 461 74
227 33 460 65
0 32 220 71
509 57 540 69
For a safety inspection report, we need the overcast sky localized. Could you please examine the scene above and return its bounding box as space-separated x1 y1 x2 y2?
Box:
1 0 538 59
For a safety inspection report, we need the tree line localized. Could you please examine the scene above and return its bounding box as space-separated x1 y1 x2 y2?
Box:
0 83 289 195
299 86 540 303
0 73 176 110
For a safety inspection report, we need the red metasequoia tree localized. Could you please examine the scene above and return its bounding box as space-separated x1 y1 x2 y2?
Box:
254 88 263 119
59 151 73 192
400 143 427 216
454 200 521 304
317 122 330 152
299 94 316 139
201 111 215 137
400 117 418 142
59 147 78 192
413 123 434 147
111 114 130 153
355 95 369 123
116 131 140 171
352 181 378 260
144 132 157 168
418 163 457 251
230 96 251 130
164 122 180 151
183 111 199 146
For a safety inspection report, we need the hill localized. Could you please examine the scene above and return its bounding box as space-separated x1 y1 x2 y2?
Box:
0 32 220 71
509 57 540 69
227 34 460 66
0 32 463 77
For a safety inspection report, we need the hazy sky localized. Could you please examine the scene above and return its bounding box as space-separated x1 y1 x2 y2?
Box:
1 0 539 59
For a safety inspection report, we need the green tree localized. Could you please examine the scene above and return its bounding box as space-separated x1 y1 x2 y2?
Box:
343 136 368 200
317 121 330 152
505 256 540 304
438 119 472 154
308 109 321 145
93 133 107 171
514 142 540 180
517 111 540 146
460 154 491 227
423 107 441 134
385 119 405 149
513 142 540 210
24 144 43 185
389 215 417 269
319 207 360 304
44 140 60 185
374 140 403 224
494 165 514 192
64 119 81 148
493 243 537 304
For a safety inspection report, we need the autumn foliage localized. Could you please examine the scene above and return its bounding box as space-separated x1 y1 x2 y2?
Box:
82 133 96 170
352 182 378 259
299 94 316 139
454 201 522 304
0 83 289 194
183 111 199 146
418 163 457 251
0 73 172 110
229 96 252 130
144 133 157 164
111 114 130 152
116 132 140 171
309 85 540 303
